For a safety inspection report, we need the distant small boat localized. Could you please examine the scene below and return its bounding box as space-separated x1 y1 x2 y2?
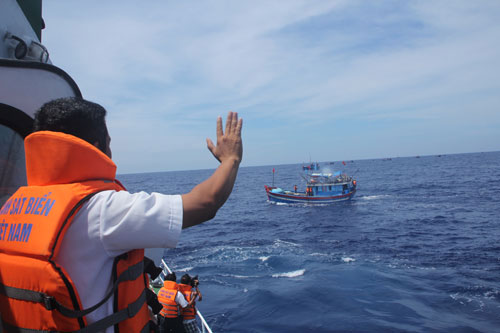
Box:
265 168 356 205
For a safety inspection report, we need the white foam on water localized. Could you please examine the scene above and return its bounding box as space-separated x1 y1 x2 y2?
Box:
175 266 193 272
220 273 260 279
474 300 485 312
359 195 390 200
450 293 472 305
450 288 496 313
274 239 300 247
272 269 306 278
342 257 356 263
484 290 499 299
259 256 270 262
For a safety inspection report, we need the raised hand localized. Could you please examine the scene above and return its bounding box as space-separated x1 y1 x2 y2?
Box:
206 111 243 164
182 111 243 228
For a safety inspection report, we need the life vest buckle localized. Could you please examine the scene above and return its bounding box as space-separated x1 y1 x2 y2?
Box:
42 294 55 311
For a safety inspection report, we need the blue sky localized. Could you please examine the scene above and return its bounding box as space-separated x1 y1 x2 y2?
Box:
41 1 500 174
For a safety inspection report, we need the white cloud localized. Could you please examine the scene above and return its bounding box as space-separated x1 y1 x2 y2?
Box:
41 1 500 172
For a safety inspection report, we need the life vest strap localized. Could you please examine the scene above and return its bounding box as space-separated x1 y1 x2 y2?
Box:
0 289 149 333
0 258 144 319
0 283 58 311
1 319 57 333
73 288 148 333
49 191 101 261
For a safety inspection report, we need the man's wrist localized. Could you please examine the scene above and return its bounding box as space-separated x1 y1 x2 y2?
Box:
220 156 241 165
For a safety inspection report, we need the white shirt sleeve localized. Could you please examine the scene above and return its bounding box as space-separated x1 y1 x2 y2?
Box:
175 291 189 308
85 190 183 257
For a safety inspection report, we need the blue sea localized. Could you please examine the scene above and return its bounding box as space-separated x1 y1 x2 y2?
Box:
120 152 500 332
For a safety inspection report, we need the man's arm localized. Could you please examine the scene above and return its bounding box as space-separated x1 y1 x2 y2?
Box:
195 287 202 302
175 291 189 308
187 291 198 307
181 112 243 229
192 278 202 301
175 290 197 308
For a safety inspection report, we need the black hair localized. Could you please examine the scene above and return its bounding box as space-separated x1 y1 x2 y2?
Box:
165 272 177 282
180 274 191 285
33 97 108 153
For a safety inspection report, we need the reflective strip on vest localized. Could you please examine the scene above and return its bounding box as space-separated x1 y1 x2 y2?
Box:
160 303 179 318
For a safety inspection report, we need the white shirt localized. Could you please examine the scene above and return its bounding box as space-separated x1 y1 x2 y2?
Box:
54 190 183 332
176 292 189 308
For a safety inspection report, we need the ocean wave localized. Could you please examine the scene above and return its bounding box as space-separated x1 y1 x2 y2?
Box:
484 290 499 299
132 152 500 331
450 293 485 311
359 195 390 200
232 275 258 279
272 269 305 278
175 266 194 272
219 273 260 279
273 239 300 247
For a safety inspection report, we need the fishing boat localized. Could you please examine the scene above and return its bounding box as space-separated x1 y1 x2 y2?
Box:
265 168 357 205
0 1 212 331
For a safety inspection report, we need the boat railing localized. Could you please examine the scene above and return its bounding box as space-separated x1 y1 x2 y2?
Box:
307 181 352 186
154 259 214 333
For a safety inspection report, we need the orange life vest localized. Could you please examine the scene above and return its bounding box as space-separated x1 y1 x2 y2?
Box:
0 131 151 332
178 284 196 320
158 281 180 318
